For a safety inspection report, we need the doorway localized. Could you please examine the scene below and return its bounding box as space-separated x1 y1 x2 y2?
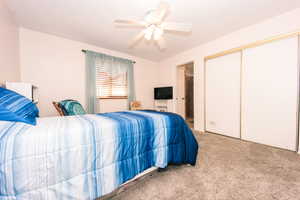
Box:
176 62 194 128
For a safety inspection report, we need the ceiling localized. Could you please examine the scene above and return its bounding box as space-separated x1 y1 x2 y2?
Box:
6 0 300 61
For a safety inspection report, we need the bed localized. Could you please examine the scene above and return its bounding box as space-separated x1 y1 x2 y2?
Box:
0 110 198 200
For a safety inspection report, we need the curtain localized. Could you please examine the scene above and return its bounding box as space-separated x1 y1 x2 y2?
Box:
85 51 98 114
85 50 135 113
127 61 135 108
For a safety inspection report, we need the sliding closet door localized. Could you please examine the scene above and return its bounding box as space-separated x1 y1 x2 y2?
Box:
242 37 298 151
205 52 241 138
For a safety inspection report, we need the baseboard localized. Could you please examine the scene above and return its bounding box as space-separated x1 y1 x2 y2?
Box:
193 130 205 134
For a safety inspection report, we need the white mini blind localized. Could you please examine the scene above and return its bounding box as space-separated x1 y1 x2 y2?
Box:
96 64 128 98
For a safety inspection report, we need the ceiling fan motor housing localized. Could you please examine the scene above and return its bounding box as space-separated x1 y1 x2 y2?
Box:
145 10 162 25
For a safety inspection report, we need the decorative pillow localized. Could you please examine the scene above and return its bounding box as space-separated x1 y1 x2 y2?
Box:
0 87 39 125
59 99 86 116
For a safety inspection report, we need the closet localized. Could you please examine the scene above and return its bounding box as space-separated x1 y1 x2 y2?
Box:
205 35 299 151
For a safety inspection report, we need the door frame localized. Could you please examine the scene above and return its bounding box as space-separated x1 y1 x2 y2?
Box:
176 61 194 120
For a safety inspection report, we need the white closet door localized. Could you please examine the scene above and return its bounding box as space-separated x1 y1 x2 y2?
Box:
242 37 298 151
205 52 241 138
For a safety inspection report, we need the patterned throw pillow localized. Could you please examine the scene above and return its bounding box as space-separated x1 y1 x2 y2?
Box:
0 87 39 125
59 99 86 116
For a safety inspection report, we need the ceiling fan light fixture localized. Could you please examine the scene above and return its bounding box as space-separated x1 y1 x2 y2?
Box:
154 27 164 40
144 25 155 40
144 30 152 40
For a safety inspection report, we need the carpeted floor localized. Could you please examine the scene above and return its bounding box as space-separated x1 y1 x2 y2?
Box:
109 132 300 200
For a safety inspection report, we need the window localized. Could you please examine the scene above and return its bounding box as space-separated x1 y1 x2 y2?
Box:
96 64 128 99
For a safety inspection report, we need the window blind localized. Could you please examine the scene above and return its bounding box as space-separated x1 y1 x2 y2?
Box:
96 65 128 98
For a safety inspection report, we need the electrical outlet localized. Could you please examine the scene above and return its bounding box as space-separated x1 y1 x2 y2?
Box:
209 121 216 126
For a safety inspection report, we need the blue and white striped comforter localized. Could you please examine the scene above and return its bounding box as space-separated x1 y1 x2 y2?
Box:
0 110 198 200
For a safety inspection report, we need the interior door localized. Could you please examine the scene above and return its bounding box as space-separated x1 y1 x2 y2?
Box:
177 66 186 118
242 37 298 151
205 52 241 138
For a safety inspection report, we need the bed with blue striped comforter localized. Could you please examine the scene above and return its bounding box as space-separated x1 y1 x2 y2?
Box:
0 110 198 200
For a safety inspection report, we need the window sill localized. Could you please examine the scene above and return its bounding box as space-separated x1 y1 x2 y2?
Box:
98 96 128 100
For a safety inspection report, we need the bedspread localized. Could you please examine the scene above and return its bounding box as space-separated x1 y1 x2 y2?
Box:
0 110 198 200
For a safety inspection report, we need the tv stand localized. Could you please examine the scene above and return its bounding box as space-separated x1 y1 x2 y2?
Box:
154 100 173 112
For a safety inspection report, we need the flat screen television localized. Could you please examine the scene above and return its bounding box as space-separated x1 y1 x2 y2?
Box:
154 87 173 100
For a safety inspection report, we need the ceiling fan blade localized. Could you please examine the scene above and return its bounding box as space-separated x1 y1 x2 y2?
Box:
162 22 192 33
156 36 166 50
156 1 170 22
146 1 170 24
129 31 145 48
114 19 146 27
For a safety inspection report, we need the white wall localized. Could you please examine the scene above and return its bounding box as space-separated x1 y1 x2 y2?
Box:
158 8 300 132
100 99 128 113
19 28 159 116
0 1 20 84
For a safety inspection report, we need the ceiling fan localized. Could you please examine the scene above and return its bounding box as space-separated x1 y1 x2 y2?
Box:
114 1 192 50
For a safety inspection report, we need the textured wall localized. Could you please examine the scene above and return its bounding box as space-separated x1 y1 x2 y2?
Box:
0 1 20 84
19 28 160 116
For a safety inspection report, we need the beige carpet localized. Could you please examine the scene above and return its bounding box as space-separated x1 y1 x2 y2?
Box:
107 132 300 200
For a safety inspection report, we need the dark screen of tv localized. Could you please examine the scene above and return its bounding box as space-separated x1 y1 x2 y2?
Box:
154 87 173 100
